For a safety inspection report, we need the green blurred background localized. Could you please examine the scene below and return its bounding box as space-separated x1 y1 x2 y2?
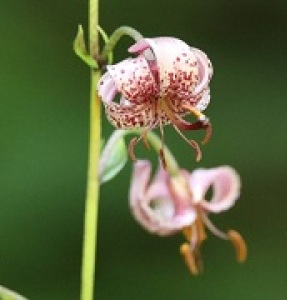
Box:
1 0 287 299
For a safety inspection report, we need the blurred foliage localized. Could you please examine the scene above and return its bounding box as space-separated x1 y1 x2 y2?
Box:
0 0 287 299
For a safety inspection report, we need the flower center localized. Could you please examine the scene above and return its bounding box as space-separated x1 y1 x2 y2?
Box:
159 98 212 162
149 197 174 221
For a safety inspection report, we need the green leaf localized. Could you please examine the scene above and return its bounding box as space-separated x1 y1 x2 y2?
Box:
73 24 98 69
0 286 27 300
100 136 128 184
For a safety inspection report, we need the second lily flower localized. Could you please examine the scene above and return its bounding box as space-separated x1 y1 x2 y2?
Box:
130 160 247 274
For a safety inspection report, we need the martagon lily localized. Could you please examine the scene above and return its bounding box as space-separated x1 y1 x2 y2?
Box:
130 160 247 274
98 37 213 161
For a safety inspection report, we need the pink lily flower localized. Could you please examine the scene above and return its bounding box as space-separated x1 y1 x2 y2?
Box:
98 37 213 161
129 160 247 274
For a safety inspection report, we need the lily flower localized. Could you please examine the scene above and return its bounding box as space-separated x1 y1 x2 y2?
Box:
98 37 213 161
129 160 247 274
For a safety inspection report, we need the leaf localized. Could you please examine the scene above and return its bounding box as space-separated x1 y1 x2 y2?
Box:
100 136 128 184
73 24 98 69
0 286 27 300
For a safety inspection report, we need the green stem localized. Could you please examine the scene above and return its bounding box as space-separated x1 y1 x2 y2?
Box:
80 0 100 299
103 129 180 176
141 130 180 175
89 0 99 57
101 26 144 61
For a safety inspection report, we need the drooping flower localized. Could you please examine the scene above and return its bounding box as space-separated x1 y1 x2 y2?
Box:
129 160 247 274
98 37 213 161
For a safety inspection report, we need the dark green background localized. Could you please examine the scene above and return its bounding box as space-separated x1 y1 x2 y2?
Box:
1 0 287 299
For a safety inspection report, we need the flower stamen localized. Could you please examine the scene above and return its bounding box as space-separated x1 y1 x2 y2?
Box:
180 243 200 275
128 123 158 161
201 212 228 240
228 230 247 263
182 104 212 145
173 125 202 162
195 215 207 244
201 213 247 263
182 104 207 121
201 122 212 145
180 217 207 275
163 101 207 131
158 117 167 170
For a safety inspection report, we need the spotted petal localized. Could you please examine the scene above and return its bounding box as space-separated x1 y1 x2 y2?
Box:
189 166 241 213
192 48 213 97
104 101 155 129
98 56 158 105
194 88 210 112
133 38 199 99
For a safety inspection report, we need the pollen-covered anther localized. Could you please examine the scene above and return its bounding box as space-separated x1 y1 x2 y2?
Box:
228 230 247 263
182 104 206 120
180 243 199 275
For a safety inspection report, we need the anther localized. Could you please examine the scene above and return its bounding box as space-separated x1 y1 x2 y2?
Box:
228 230 247 263
180 243 199 275
182 104 206 121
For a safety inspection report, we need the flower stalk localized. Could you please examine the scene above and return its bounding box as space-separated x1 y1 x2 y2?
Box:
99 129 181 177
100 26 144 61
80 0 101 299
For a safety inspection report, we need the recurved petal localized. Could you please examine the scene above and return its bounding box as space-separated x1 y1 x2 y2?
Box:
130 162 196 236
131 162 176 235
144 162 170 200
97 72 117 104
139 193 196 236
143 166 196 235
106 55 158 104
129 160 156 231
104 101 156 129
143 37 199 98
130 160 152 208
194 88 210 112
189 166 241 213
129 161 174 235
128 39 150 54
192 48 213 96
